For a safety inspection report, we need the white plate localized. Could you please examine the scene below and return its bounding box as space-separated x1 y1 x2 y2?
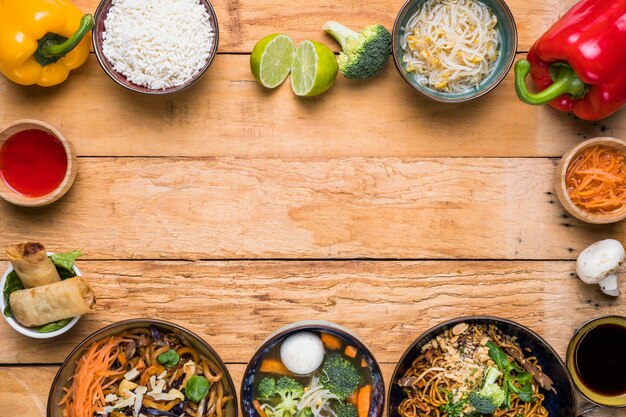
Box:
0 252 82 339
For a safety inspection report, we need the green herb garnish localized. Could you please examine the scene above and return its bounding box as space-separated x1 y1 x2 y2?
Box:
486 341 535 407
185 375 210 403
37 318 73 333
441 391 467 417
157 349 180 367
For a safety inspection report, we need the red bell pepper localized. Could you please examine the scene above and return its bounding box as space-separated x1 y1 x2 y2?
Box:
514 0 626 121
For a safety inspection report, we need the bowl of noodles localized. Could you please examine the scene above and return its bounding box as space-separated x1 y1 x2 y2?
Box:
392 0 517 102
388 317 576 417
47 318 237 417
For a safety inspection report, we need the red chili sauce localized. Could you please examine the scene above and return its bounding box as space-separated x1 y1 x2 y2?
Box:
0 129 68 198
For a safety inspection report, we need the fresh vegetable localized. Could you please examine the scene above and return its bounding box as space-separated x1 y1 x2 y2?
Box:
50 250 83 272
356 384 371 417
469 366 505 414
0 0 94 86
257 377 278 399
576 239 624 297
514 0 626 120
320 332 343 350
323 21 391 79
335 402 358 417
250 34 295 88
157 349 180 367
260 358 290 375
37 318 73 333
254 400 269 417
258 377 305 417
486 341 534 408
344 345 357 359
185 375 210 403
320 353 360 400
291 40 338 97
2 271 23 317
440 391 466 417
296 408 313 417
565 145 626 216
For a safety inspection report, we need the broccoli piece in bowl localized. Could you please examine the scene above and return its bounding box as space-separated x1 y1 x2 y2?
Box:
320 353 360 400
469 367 506 414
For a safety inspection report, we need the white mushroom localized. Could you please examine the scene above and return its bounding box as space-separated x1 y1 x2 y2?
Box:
576 239 624 297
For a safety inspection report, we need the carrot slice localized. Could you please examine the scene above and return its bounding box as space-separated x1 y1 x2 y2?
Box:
357 385 371 417
259 359 289 375
360 358 368 368
320 333 343 350
253 400 268 417
345 345 358 358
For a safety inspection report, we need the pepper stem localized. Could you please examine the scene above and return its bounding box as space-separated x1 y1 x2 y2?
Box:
514 59 587 105
35 14 94 66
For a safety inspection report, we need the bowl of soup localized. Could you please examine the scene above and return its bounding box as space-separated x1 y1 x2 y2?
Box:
241 321 384 417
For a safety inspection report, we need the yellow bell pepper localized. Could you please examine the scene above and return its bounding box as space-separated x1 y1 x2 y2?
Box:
0 0 93 86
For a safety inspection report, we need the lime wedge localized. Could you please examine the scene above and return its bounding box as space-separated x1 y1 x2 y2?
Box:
291 40 338 97
250 34 295 88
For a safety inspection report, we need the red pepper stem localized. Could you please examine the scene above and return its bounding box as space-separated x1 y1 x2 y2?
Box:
514 59 587 105
38 14 94 59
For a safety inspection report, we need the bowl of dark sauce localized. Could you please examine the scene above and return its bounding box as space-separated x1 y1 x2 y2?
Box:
566 316 626 408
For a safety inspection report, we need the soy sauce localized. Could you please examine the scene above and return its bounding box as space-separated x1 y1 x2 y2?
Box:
574 323 626 397
0 129 68 197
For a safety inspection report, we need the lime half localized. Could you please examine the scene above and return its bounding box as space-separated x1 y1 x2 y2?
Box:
250 34 295 88
291 40 338 97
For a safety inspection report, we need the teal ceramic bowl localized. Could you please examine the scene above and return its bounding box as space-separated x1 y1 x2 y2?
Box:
392 0 518 103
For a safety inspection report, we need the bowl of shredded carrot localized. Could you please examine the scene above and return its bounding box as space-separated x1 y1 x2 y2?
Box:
556 137 626 224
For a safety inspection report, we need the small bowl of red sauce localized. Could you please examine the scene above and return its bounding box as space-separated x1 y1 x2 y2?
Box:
0 120 77 207
556 137 626 224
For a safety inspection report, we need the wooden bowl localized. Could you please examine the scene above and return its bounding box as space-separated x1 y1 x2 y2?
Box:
0 120 77 207
556 137 626 224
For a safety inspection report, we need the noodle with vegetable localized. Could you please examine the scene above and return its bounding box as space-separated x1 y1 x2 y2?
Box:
396 324 554 417
59 326 231 417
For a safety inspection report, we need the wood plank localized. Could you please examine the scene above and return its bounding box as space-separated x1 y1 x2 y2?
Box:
71 0 577 53
1 260 623 364
2 55 622 158
0 157 624 260
1 364 620 417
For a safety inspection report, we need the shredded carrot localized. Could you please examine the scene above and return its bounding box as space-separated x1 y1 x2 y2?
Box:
59 336 126 417
566 145 626 215
320 332 343 350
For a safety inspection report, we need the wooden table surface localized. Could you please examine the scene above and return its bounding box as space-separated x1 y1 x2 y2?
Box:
1 0 625 415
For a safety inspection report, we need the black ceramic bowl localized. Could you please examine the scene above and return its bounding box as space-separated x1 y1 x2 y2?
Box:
48 319 238 417
241 321 385 417
92 0 219 94
388 316 577 416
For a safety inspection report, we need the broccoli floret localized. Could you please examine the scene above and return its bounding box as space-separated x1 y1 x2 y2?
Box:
257 377 277 399
271 377 305 417
320 354 360 400
323 21 391 79
469 367 506 414
335 402 358 417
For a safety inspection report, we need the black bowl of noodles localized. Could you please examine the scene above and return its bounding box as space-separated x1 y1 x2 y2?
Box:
47 319 237 417
388 317 576 417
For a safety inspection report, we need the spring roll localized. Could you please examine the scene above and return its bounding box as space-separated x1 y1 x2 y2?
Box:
6 242 60 288
10 276 96 327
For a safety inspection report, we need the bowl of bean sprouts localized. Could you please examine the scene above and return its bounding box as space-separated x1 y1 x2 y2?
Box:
392 0 517 102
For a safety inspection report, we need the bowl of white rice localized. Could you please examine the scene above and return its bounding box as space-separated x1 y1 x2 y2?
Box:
93 0 219 94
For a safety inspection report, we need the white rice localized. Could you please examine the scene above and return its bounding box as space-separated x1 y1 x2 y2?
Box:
102 0 215 90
